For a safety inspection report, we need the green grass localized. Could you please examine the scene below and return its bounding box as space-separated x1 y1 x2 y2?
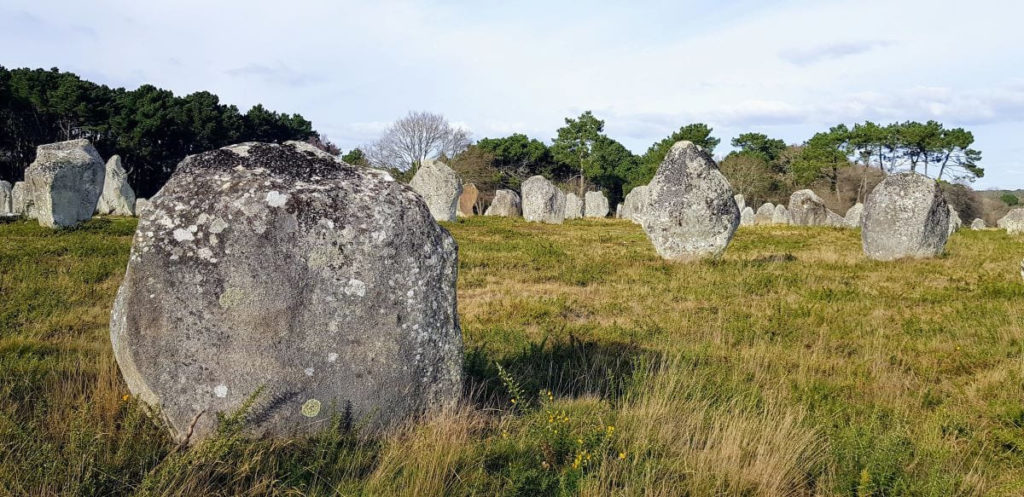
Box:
1 216 1023 496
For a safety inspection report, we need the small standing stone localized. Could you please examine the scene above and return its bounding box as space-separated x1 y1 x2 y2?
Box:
457 183 479 217
521 175 566 224
11 181 29 217
740 206 755 226
788 190 829 226
734 194 746 213
0 180 11 215
971 218 986 230
845 203 864 228
755 203 775 225
584 191 609 218
947 204 962 236
861 173 949 261
484 189 521 217
564 193 584 220
996 208 1024 234
772 204 790 225
621 185 651 224
409 159 462 222
24 139 106 228
96 155 137 216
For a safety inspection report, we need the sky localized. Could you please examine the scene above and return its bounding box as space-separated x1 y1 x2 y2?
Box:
2 0 1023 188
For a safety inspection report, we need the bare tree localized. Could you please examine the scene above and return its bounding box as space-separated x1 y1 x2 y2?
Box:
365 111 471 172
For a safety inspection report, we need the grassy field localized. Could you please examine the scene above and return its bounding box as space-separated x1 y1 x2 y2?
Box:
1 216 1023 496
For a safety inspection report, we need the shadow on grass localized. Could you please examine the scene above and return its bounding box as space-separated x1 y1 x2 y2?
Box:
463 334 657 409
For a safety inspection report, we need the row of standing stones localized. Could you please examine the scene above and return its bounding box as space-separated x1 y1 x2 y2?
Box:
6 138 1022 444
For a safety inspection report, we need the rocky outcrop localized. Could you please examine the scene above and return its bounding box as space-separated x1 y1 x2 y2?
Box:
640 141 739 260
24 139 105 227
484 189 521 217
861 173 949 260
584 191 609 218
96 155 137 216
788 190 829 226
521 175 566 224
110 142 462 443
409 159 462 222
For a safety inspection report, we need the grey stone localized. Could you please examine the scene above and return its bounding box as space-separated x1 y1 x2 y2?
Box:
522 176 565 224
640 141 739 261
134 198 152 217
458 183 478 217
96 155 137 216
788 190 829 226
755 203 775 225
772 204 790 225
621 185 651 224
11 181 29 217
947 204 962 236
971 218 986 230
584 191 609 218
826 210 846 227
734 194 745 213
24 139 105 227
564 193 584 220
615 203 623 218
861 173 948 261
0 180 11 215
740 206 755 226
484 189 521 217
110 142 462 443
409 159 462 222
845 203 864 228
996 208 1024 234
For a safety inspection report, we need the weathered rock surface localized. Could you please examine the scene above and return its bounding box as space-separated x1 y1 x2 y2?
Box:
861 173 949 261
134 198 152 217
947 205 962 236
96 155 137 216
621 185 651 224
484 189 521 217
971 218 986 230
734 194 745 213
522 175 566 224
788 190 829 226
564 193 584 220
24 139 105 227
615 203 622 218
826 210 846 227
457 183 478 217
997 208 1024 234
584 191 609 218
640 141 739 260
409 159 462 222
740 206 755 226
11 181 29 217
772 204 790 225
0 181 11 215
110 142 462 443
845 203 864 228
755 203 775 225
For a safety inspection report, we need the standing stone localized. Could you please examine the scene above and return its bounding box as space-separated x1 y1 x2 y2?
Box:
409 159 462 222
845 203 864 228
110 142 461 443
862 173 949 261
484 189 521 217
947 204 962 236
24 139 105 228
996 208 1024 234
584 191 609 218
640 141 739 261
971 218 986 230
826 210 846 227
772 204 790 225
615 203 623 218
457 183 478 217
11 181 29 217
788 190 829 226
740 206 755 226
96 155 137 216
755 203 775 225
134 198 152 217
564 193 584 220
0 181 11 215
621 185 651 224
522 175 566 224
734 194 745 213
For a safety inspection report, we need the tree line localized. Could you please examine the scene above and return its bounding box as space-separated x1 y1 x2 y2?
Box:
0 67 317 197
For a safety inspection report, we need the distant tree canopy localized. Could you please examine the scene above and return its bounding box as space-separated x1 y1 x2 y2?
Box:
1001 193 1019 206
0 66 316 197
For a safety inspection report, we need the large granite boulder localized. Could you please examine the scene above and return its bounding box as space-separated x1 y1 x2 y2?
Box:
0 181 11 215
457 183 478 217
522 176 566 224
755 203 775 225
734 194 745 213
947 204 962 236
11 181 29 217
584 191 609 218
788 190 829 226
997 208 1024 234
772 204 790 225
24 139 105 227
861 173 949 261
740 206 755 226
134 198 152 217
96 155 137 216
845 203 864 228
110 142 462 443
564 193 584 220
409 159 462 222
621 185 651 224
640 141 739 260
971 218 986 230
484 189 521 217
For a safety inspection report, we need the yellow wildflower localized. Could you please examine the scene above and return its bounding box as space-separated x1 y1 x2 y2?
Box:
618 452 626 460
